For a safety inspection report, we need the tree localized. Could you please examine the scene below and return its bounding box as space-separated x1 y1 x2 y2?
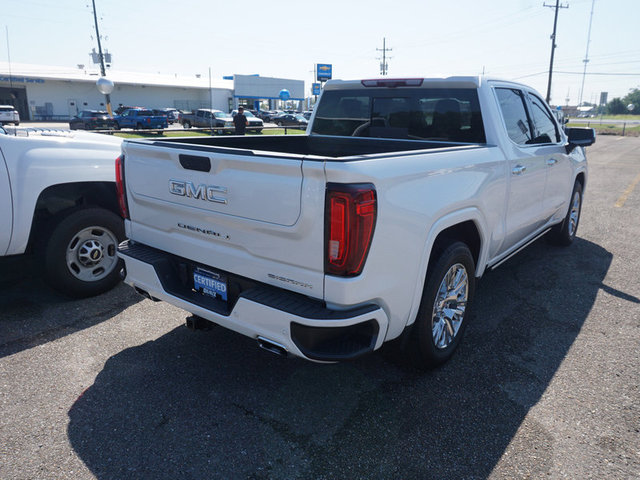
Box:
622 88 640 114
607 98 626 115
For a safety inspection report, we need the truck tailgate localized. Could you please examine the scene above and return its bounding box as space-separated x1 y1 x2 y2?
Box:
122 140 326 297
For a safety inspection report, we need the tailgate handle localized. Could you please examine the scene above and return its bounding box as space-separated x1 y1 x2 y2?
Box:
179 154 211 172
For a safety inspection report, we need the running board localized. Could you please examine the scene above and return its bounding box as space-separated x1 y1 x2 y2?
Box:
489 228 551 271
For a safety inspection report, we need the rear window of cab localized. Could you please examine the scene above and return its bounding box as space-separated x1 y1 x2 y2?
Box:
311 88 485 143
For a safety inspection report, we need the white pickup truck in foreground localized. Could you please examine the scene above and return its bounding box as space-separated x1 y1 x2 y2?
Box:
117 77 595 368
0 127 124 297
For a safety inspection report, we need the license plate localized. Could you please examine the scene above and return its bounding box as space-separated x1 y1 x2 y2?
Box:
193 267 227 301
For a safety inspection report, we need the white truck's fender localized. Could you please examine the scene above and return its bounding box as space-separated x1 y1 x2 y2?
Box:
0 149 13 255
403 207 489 333
0 132 122 255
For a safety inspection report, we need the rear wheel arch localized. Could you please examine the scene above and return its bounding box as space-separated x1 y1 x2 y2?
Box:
575 171 586 191
400 215 485 335
27 181 120 252
427 220 482 275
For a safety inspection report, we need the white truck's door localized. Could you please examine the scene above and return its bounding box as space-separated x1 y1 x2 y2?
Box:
0 146 13 255
494 86 548 251
524 91 574 220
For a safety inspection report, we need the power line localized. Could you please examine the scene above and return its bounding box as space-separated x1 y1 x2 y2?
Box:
578 0 596 106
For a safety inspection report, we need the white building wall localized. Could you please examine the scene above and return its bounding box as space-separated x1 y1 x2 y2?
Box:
23 80 232 119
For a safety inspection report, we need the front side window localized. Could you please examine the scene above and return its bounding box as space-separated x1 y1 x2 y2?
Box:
495 88 533 145
528 93 560 143
311 88 485 143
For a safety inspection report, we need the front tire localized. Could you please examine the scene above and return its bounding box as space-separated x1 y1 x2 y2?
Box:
406 242 476 368
40 208 125 298
548 181 583 246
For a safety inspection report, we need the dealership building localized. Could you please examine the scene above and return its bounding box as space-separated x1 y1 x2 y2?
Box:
0 62 306 121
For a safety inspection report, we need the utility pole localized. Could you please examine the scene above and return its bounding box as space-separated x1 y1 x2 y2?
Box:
578 0 596 107
376 38 392 76
91 0 112 115
544 0 568 104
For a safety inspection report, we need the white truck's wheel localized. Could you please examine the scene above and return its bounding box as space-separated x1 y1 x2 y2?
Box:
408 241 476 368
41 208 125 298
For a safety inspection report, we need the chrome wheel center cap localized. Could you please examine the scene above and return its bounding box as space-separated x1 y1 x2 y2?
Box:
78 240 104 266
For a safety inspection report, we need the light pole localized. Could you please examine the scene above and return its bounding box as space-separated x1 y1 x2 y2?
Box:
91 0 113 115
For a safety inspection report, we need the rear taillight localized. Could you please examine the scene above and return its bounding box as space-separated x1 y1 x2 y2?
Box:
325 183 377 277
115 155 129 219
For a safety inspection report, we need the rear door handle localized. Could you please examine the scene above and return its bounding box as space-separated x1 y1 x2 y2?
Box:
512 165 527 175
547 158 558 166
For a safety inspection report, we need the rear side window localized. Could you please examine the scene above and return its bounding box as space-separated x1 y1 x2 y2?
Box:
312 88 485 143
495 88 533 145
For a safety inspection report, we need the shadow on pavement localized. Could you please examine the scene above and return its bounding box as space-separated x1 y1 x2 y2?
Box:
0 254 141 358
67 238 615 479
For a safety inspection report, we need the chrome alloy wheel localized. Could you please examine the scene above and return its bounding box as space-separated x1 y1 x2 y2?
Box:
568 190 581 237
65 226 119 282
431 263 469 349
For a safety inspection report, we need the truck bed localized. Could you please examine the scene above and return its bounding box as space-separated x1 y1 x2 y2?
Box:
136 134 483 159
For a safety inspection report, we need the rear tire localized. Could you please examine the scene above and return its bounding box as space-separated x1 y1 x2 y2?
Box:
548 181 583 246
39 207 125 298
406 242 476 369
183 121 191 129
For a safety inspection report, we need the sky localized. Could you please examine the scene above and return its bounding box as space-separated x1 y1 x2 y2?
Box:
2 0 639 106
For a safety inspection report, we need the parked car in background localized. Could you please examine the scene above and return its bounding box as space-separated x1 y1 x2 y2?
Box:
0 105 20 125
114 105 142 115
69 110 117 130
302 111 313 120
114 108 168 130
272 113 308 127
179 109 234 133
153 108 180 124
231 110 264 132
255 111 273 122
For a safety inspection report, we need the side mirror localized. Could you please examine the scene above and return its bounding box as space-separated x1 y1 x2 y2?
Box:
566 127 596 153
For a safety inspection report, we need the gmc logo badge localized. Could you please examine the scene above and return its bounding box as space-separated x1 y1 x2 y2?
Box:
169 180 228 204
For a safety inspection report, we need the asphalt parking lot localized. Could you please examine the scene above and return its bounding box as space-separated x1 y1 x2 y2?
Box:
1 135 639 479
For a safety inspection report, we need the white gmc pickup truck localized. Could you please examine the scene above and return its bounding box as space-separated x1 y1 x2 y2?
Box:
117 77 595 367
0 127 124 297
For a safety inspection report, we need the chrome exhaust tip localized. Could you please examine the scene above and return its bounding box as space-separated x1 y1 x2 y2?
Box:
257 336 288 357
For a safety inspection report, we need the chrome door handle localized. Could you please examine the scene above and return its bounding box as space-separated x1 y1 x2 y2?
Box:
547 158 558 166
512 165 527 175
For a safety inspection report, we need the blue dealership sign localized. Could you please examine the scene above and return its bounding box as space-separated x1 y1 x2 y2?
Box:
317 64 332 81
312 83 321 95
279 89 290 101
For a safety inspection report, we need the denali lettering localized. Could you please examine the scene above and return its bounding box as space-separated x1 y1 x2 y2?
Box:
169 179 228 204
267 273 313 289
177 223 230 240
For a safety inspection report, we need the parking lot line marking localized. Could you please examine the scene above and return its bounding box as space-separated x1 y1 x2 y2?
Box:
615 172 640 208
